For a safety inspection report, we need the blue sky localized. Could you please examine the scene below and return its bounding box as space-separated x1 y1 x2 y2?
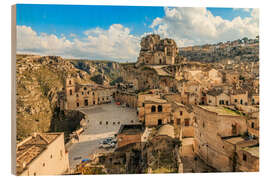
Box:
16 4 259 61
17 4 165 37
17 5 252 37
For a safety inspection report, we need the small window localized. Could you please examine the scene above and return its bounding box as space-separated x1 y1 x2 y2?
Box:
151 105 156 112
203 121 205 128
33 172 37 176
82 92 84 95
234 99 237 103
180 111 183 116
158 105 163 112
251 122 255 128
184 119 190 126
106 121 108 125
243 154 247 161
69 80 72 85
84 87 87 91
99 121 102 125
69 89 72 96
50 154 53 159
76 102 79 107
142 103 145 107
43 163 45 167
76 94 79 97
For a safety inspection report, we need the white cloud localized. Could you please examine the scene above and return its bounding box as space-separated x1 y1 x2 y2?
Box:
17 8 259 61
17 25 73 54
17 24 140 62
150 7 259 47
233 8 252 13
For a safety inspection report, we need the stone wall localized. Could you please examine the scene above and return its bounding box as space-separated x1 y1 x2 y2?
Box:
193 106 247 171
20 133 69 176
114 92 137 108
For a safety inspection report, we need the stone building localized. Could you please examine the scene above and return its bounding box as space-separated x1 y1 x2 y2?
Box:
230 90 249 106
114 91 138 108
138 96 172 127
251 94 259 105
236 146 259 172
206 89 231 106
193 105 248 171
59 76 116 110
136 34 179 66
172 102 195 138
117 124 145 148
247 111 259 139
16 132 69 176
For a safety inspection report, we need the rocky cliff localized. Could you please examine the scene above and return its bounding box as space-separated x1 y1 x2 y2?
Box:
179 38 259 63
16 54 121 141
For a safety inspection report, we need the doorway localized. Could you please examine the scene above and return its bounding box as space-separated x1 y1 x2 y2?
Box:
84 99 88 106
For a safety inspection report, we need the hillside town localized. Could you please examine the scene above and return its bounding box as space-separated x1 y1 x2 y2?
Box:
16 34 259 175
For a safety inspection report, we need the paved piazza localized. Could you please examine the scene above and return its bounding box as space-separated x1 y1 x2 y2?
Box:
68 102 140 169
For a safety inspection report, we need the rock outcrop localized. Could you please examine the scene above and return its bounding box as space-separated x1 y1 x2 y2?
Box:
16 54 121 141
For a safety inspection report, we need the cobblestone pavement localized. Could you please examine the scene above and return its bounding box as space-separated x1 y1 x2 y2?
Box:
68 102 140 169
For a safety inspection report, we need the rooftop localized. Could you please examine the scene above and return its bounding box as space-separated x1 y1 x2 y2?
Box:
118 124 144 135
16 133 62 175
157 124 175 138
145 65 172 77
144 96 168 104
224 136 245 145
199 106 241 116
242 146 259 158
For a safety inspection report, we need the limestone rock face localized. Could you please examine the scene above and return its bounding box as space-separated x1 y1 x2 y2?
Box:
137 34 180 66
16 55 121 141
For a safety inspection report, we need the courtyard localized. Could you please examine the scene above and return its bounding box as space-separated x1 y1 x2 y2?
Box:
68 102 140 169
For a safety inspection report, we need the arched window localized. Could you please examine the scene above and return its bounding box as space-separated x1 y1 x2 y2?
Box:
69 89 72 96
251 122 255 128
151 105 156 112
69 80 72 85
158 105 163 112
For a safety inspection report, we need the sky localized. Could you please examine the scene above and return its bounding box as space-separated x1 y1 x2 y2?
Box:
16 4 259 62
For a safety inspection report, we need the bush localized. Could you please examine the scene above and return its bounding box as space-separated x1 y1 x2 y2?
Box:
110 76 123 86
90 74 104 85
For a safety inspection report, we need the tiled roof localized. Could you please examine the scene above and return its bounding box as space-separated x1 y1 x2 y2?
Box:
16 133 61 175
